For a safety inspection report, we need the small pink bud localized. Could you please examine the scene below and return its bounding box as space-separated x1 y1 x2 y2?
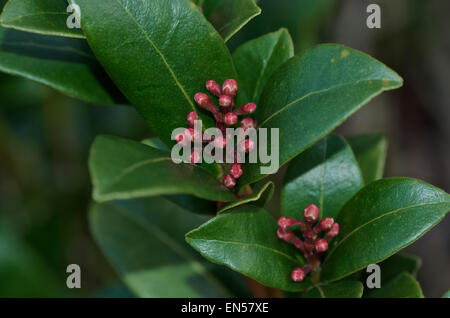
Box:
240 117 255 131
278 216 295 229
175 133 187 146
223 174 236 189
239 139 255 153
318 217 334 231
315 239 328 252
224 112 238 125
190 150 200 164
235 103 256 115
206 80 221 97
194 93 218 114
219 95 233 107
291 267 305 282
326 223 340 239
222 79 238 97
213 136 227 149
187 112 198 128
184 128 202 142
303 204 319 223
230 163 243 179
277 228 295 242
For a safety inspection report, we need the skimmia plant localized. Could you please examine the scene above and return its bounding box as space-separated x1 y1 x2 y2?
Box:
1 0 449 298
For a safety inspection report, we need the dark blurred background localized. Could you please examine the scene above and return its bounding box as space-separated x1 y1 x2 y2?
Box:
0 0 448 297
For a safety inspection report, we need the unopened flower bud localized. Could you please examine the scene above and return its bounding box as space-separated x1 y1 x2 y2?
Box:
223 174 236 188
326 223 340 239
235 103 256 115
239 139 255 153
277 228 295 242
318 217 334 231
277 216 296 229
190 150 200 164
315 239 328 252
194 93 218 114
219 95 233 107
206 80 221 97
187 112 198 128
175 133 187 146
222 79 238 97
291 267 305 282
184 128 202 142
240 117 255 131
303 204 319 223
213 136 226 149
230 163 243 179
224 112 238 125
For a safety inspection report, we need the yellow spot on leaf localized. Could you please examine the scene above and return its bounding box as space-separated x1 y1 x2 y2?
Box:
382 79 390 86
341 50 350 58
331 58 335 63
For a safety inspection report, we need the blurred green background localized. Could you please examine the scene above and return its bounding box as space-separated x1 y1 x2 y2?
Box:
0 0 449 297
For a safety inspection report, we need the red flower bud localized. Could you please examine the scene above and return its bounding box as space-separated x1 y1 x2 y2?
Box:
194 93 218 114
223 174 236 189
224 112 238 126
318 217 334 231
277 216 296 229
230 163 243 179
219 95 233 107
303 204 319 223
315 239 328 252
206 80 221 97
235 102 256 115
277 228 295 242
190 150 200 164
240 117 255 131
222 79 238 97
175 133 188 146
239 139 255 153
213 136 227 149
291 267 305 282
184 128 202 142
187 112 198 128
326 223 340 239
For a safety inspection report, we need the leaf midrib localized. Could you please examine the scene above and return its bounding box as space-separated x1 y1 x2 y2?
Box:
112 0 197 113
188 237 299 264
259 79 399 128
324 201 450 264
112 203 233 297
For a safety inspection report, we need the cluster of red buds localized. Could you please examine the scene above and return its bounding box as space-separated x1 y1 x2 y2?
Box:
175 79 257 190
277 204 340 283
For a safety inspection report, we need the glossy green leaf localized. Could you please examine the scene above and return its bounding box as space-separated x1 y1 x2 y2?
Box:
186 205 310 292
218 181 274 214
89 135 234 203
0 0 84 38
303 281 363 298
90 197 248 297
348 132 387 184
365 272 423 298
282 134 363 219
321 178 450 282
0 27 124 104
241 44 403 185
70 0 236 146
232 28 293 103
377 253 421 284
202 0 261 42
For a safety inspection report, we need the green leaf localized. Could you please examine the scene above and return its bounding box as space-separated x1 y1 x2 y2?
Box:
442 290 450 298
0 27 124 104
232 28 294 103
321 178 450 283
0 0 84 38
89 135 234 203
218 181 274 214
241 44 403 186
70 0 236 146
365 272 423 298
202 0 261 42
186 205 310 292
303 281 363 298
347 132 388 184
377 253 421 284
90 197 248 297
282 134 363 219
